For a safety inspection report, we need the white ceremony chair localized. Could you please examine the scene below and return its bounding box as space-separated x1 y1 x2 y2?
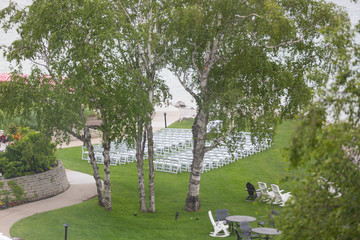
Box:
258 182 275 203
81 146 89 160
208 210 230 237
270 184 292 206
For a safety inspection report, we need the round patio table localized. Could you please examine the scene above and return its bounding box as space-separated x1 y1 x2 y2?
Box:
252 227 282 240
225 215 256 232
225 215 256 223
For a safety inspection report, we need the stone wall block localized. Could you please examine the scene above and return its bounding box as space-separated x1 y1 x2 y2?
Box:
0 160 70 202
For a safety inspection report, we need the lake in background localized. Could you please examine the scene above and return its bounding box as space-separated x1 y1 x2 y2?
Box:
0 0 359 109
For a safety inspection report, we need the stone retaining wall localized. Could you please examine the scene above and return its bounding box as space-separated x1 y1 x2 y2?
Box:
0 161 70 202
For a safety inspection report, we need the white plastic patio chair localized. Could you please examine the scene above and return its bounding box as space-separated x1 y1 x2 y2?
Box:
270 184 292 206
258 182 275 203
208 210 230 237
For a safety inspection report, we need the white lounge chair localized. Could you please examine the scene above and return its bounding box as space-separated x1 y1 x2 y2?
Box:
208 210 230 237
270 184 292 206
258 182 275 203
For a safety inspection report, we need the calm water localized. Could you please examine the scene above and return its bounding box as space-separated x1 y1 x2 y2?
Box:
0 0 359 108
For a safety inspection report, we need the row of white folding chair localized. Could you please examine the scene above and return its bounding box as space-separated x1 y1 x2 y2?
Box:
154 131 191 138
154 139 192 157
159 150 217 173
154 135 192 149
88 151 136 166
168 156 192 172
154 134 191 142
154 155 212 174
154 159 181 174
204 153 230 167
157 128 192 134
154 134 192 146
111 152 136 165
205 150 235 167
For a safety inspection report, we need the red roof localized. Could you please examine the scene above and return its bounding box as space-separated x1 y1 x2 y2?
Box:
0 73 28 82
0 73 11 82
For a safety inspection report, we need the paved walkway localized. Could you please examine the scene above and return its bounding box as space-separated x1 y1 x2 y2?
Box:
0 170 97 238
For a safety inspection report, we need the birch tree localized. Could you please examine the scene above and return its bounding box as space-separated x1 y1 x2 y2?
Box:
166 0 353 211
111 0 169 212
0 0 143 210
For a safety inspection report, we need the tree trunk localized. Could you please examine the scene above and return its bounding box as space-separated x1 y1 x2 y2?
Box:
102 133 112 211
84 126 104 206
147 124 156 212
184 108 208 212
136 123 147 212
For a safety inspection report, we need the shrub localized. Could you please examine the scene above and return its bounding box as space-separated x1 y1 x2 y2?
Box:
0 130 57 178
0 110 39 131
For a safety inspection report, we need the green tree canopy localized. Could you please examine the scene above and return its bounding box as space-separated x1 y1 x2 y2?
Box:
165 0 354 211
280 3 360 237
0 0 153 210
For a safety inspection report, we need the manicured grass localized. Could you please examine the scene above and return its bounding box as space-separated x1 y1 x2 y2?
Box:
168 118 195 129
10 120 300 240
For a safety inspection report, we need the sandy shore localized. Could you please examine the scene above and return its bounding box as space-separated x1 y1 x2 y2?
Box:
58 105 196 148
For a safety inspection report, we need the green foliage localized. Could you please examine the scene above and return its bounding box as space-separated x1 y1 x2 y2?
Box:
0 110 39 131
83 109 98 120
278 4 360 237
0 131 56 179
7 180 25 200
280 119 360 239
0 180 25 208
168 118 194 129
165 0 354 145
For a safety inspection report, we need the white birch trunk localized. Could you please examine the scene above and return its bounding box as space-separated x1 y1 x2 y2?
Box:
147 123 155 212
184 107 208 211
84 126 104 206
136 122 147 212
102 134 112 211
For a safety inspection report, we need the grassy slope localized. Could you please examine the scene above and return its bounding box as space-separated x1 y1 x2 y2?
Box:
10 120 299 240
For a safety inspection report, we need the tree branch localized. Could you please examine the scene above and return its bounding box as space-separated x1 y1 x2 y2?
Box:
235 13 263 19
191 44 201 75
204 124 238 153
173 69 197 99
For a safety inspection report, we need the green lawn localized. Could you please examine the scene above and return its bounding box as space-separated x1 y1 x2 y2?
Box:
10 120 300 239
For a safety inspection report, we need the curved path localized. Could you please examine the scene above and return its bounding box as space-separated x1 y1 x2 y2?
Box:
0 170 98 238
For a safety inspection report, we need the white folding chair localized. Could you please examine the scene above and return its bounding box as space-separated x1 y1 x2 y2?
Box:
81 146 89 160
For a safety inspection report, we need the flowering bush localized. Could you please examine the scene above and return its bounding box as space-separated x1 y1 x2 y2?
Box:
0 200 24 210
0 134 8 143
0 129 57 179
